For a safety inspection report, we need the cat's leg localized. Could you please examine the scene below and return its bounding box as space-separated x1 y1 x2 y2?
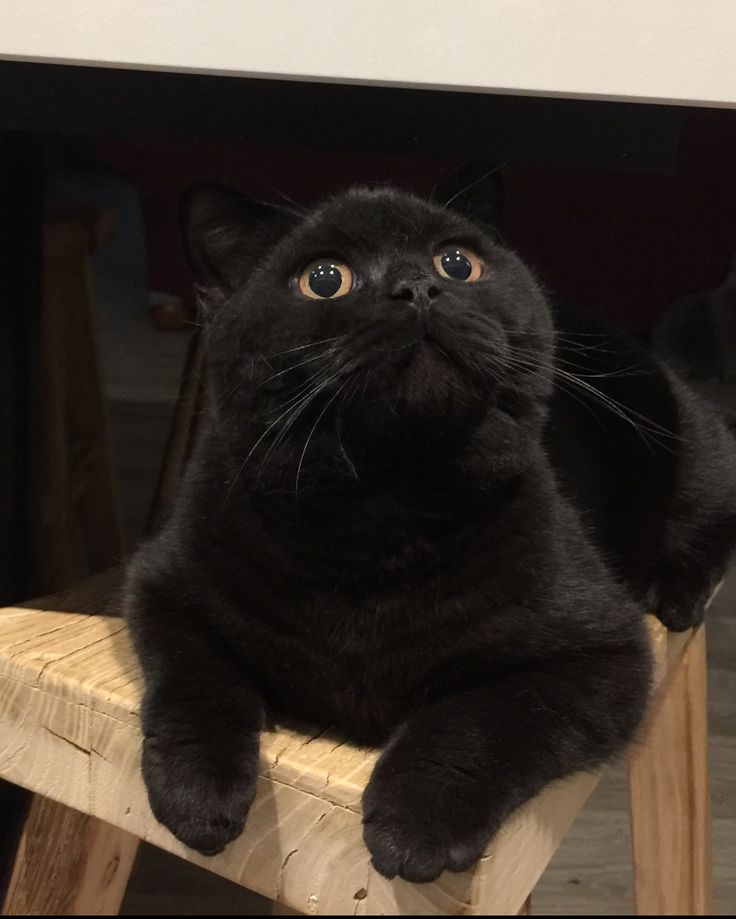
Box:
362 636 651 883
651 373 736 631
125 567 263 855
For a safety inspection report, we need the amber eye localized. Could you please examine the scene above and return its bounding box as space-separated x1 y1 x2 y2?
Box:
298 259 353 299
433 246 483 282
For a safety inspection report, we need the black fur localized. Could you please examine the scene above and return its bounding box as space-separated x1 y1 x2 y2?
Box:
124 183 736 882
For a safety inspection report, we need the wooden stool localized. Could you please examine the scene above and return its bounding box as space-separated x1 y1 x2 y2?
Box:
0 203 130 916
32 204 124 593
0 338 713 915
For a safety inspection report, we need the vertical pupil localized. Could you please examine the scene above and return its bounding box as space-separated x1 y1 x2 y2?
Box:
442 250 472 280
309 264 343 297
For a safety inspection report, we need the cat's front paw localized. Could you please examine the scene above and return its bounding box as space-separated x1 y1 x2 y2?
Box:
655 598 705 632
652 584 709 632
362 764 496 883
142 735 258 855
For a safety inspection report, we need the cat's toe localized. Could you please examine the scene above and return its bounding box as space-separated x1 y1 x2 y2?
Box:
142 737 257 855
147 777 255 855
362 781 492 884
363 818 444 882
159 809 246 856
363 810 490 883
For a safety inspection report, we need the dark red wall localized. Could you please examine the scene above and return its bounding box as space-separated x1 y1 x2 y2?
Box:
95 106 735 331
504 107 736 330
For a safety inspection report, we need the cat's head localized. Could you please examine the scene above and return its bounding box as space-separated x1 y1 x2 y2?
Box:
181 180 553 485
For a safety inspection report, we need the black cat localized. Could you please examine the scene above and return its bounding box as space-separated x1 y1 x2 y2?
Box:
124 181 736 883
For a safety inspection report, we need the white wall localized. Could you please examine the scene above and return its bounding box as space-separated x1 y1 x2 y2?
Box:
1 1 735 107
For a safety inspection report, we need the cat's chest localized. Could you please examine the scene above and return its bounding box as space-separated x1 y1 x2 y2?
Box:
261 642 431 745
236 588 498 744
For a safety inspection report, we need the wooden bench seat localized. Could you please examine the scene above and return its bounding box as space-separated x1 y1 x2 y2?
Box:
0 571 707 914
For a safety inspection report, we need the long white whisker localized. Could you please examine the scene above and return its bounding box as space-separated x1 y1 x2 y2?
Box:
258 347 339 388
269 336 340 358
263 361 343 417
257 372 340 479
336 376 360 479
511 344 650 380
442 156 520 210
220 367 344 507
295 379 350 494
500 353 680 454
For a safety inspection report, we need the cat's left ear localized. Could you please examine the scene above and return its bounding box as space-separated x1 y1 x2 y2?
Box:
180 182 299 310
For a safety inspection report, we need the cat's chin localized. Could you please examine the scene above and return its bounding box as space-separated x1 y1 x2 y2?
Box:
391 340 484 407
357 353 490 447
409 335 455 366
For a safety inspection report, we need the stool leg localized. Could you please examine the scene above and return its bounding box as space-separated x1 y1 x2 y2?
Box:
59 253 124 573
628 626 713 914
32 253 76 593
1 795 138 916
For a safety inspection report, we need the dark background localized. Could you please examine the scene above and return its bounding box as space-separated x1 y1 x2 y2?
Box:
2 62 734 333
1 60 735 604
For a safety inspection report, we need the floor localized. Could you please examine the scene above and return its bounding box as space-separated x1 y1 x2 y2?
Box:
101 304 736 915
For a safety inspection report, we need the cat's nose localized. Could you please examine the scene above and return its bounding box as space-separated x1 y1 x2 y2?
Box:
390 277 441 306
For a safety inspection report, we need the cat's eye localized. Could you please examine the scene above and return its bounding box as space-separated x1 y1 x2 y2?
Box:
433 246 483 283
298 259 353 300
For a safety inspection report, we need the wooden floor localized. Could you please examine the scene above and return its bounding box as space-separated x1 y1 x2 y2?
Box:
102 319 736 915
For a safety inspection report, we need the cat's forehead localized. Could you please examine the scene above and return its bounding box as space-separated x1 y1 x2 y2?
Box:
299 187 476 250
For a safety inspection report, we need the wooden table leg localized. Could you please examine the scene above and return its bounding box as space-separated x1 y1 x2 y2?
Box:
628 625 713 915
1 796 139 916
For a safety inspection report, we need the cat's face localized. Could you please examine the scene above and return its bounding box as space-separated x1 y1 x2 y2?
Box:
184 184 553 476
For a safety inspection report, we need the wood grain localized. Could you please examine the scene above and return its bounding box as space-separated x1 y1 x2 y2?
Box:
32 208 124 594
32 247 76 592
63 251 124 574
0 573 613 915
1 796 138 915
6 205 133 917
628 624 713 915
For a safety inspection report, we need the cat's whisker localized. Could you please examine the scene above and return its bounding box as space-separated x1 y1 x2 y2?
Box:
221 365 344 505
257 347 340 389
550 366 681 441
269 336 341 358
256 377 334 481
500 353 680 453
255 357 365 481
510 329 628 354
510 344 651 380
441 156 521 210
262 360 344 418
212 377 246 414
499 354 619 437
336 376 360 479
511 329 625 339
295 378 351 495
257 358 353 469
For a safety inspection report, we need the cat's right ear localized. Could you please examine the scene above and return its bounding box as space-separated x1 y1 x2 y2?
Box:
180 182 299 311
